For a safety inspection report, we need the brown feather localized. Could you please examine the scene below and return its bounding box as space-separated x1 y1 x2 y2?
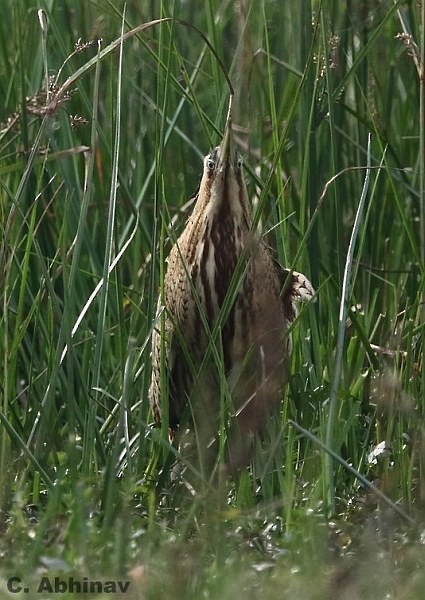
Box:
149 123 314 468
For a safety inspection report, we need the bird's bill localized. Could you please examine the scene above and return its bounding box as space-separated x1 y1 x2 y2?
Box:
218 117 232 171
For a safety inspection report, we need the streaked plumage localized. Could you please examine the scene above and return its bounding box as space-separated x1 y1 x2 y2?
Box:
149 119 314 469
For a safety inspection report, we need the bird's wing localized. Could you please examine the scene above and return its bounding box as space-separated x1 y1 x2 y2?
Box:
273 259 315 318
149 239 193 430
282 268 315 302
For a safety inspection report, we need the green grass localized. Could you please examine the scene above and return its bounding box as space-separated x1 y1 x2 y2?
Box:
1 0 425 598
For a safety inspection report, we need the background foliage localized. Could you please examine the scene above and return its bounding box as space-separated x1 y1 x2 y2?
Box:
0 0 424 597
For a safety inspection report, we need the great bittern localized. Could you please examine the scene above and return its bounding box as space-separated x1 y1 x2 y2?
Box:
149 116 314 471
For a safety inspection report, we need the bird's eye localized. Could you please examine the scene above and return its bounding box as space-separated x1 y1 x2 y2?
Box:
207 157 216 170
236 155 243 169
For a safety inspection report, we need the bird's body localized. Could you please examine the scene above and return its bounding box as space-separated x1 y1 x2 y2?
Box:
149 119 314 469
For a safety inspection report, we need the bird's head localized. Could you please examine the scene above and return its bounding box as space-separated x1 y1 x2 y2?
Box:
197 119 249 221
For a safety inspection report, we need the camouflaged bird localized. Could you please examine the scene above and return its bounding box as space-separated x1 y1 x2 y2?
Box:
149 118 314 469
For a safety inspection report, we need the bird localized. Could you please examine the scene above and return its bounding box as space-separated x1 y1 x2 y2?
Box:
149 114 314 473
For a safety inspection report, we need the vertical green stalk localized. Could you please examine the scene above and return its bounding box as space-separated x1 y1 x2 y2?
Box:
325 135 371 515
14 1 28 151
419 0 425 267
83 12 126 475
65 39 101 476
154 4 175 459
299 0 314 238
262 2 283 203
419 0 425 463
38 9 49 100
299 1 322 287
